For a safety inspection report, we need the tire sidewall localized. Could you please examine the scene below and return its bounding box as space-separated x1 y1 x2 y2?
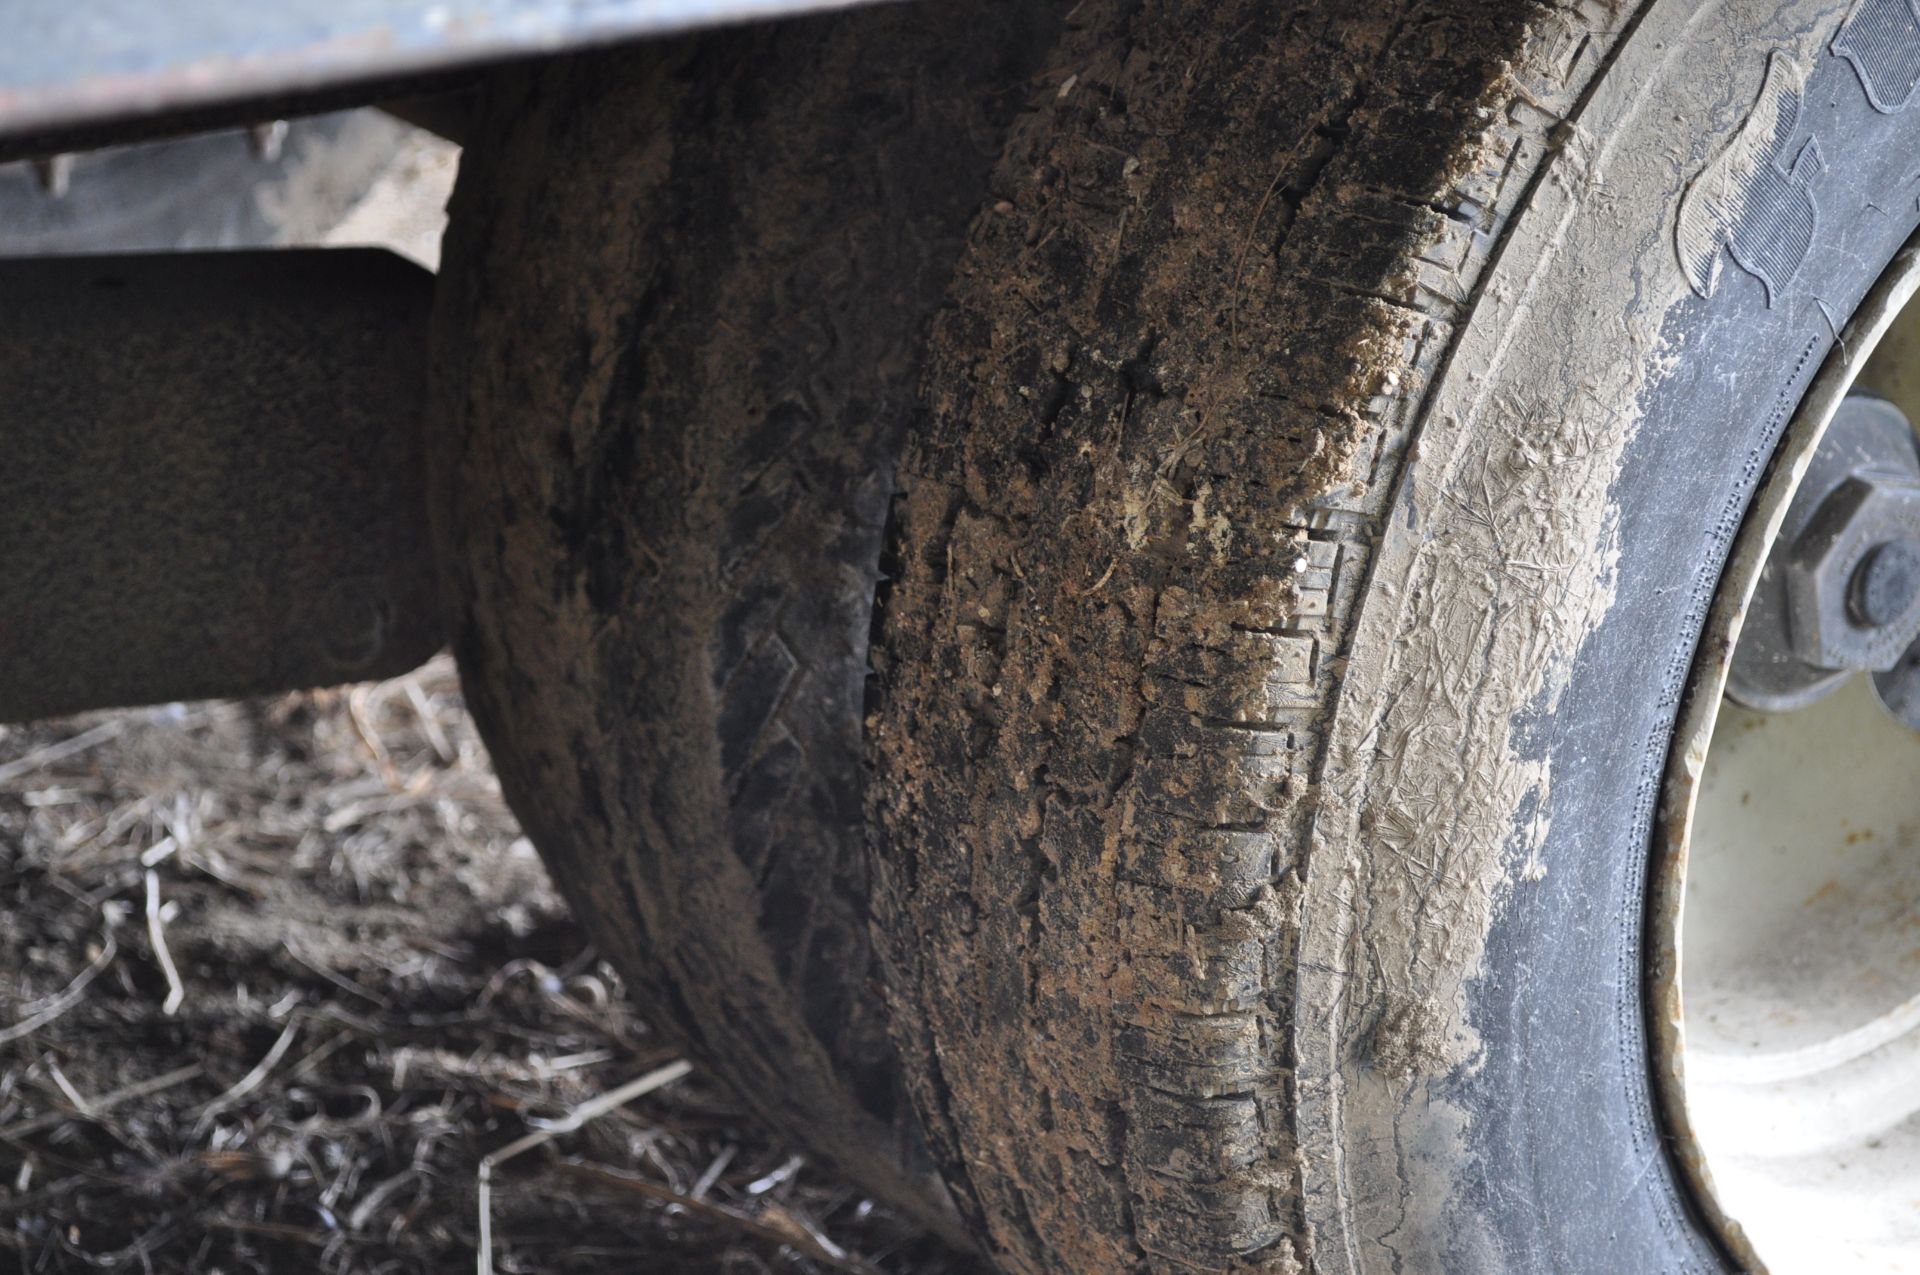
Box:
1300 3 1920 1270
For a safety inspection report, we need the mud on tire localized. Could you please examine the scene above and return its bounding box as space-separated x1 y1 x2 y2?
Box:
866 3 1619 1267
867 0 1920 1271
438 0 1920 1269
429 2 1058 1233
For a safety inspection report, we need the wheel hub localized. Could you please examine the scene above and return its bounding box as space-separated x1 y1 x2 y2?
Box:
1728 393 1920 717
1657 243 1920 1274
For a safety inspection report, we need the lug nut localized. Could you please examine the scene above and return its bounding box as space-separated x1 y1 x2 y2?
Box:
1849 540 1920 629
1729 394 1920 709
1785 471 1920 671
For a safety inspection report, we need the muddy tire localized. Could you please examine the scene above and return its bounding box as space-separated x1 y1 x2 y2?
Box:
433 0 1920 1268
867 0 1920 1272
428 3 1056 1233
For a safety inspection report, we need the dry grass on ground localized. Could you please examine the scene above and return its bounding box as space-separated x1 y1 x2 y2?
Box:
0 658 973 1274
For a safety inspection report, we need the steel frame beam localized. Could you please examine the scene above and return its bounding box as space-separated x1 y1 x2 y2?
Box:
0 1 889 152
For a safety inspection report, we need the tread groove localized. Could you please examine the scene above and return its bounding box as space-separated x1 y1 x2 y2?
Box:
869 2 1631 1271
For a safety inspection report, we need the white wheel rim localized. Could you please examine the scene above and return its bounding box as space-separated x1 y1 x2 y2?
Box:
1656 240 1920 1274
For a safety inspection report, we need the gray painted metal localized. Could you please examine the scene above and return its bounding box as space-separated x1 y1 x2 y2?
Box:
0 250 441 723
0 0 883 139
1725 394 1920 711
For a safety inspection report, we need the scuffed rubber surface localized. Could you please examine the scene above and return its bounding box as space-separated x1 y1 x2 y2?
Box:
430 2 1058 1231
867 2 1631 1270
436 0 1920 1269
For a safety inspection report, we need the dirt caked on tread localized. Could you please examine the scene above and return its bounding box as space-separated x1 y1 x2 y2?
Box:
436 0 1847 1269
430 3 1059 1231
867 2 1628 1271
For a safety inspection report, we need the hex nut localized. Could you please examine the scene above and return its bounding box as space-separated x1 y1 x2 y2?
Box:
1785 472 1920 671
1850 541 1920 628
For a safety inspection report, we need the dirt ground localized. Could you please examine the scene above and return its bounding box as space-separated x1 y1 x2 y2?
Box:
0 127 971 1275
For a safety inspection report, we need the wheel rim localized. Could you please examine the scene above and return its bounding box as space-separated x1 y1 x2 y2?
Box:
1656 240 1920 1273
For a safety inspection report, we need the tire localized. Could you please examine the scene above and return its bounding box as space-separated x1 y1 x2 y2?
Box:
429 3 1057 1233
0 112 406 254
867 1 1920 1272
